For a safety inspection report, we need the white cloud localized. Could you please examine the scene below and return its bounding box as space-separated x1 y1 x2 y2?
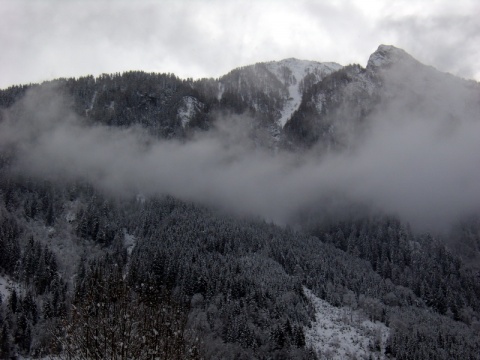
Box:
0 0 478 88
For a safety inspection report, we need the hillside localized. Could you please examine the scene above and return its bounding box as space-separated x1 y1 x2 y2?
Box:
1 45 480 359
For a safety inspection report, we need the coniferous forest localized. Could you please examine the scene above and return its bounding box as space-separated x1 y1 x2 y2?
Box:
1 45 480 359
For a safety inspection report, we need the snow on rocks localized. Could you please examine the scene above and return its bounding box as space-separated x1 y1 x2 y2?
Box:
177 96 205 128
367 44 413 70
265 58 342 127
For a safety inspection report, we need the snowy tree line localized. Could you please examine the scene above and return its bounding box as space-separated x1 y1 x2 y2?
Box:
0 172 479 358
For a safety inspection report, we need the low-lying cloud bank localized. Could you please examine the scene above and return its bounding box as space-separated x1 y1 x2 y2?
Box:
1 82 480 233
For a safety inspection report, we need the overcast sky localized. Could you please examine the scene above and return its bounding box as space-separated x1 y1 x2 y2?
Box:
1 0 479 89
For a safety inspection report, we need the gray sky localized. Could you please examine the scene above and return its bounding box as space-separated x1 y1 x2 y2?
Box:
1 0 479 88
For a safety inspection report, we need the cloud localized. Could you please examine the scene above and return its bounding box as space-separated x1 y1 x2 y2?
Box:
1 0 478 89
376 1 480 80
1 64 480 234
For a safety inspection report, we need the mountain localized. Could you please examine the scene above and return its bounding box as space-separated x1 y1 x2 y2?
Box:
285 45 480 151
2 44 476 151
1 45 480 359
4 44 477 153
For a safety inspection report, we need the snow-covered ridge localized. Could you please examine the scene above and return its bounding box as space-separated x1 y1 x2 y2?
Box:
265 58 342 127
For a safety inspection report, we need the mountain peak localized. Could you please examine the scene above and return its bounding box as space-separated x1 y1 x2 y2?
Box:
270 57 342 70
367 44 414 70
263 58 342 127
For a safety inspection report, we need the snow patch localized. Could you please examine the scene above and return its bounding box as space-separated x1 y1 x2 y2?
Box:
64 200 80 222
217 82 225 101
0 276 11 300
0 275 22 301
304 287 390 360
177 96 204 128
85 90 97 116
265 59 342 127
124 231 136 257
136 193 146 204
123 230 136 278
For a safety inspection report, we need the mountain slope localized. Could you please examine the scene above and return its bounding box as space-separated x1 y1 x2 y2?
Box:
1 45 480 359
2 44 477 153
284 44 480 151
263 58 342 127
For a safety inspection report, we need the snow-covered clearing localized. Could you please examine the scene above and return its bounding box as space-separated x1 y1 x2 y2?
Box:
304 287 390 360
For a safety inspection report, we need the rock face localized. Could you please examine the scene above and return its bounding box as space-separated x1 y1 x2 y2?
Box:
366 44 415 70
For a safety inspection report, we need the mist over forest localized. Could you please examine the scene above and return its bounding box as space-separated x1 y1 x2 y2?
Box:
2 62 480 233
1 45 480 359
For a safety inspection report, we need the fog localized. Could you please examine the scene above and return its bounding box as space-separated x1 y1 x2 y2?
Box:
1 71 480 232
